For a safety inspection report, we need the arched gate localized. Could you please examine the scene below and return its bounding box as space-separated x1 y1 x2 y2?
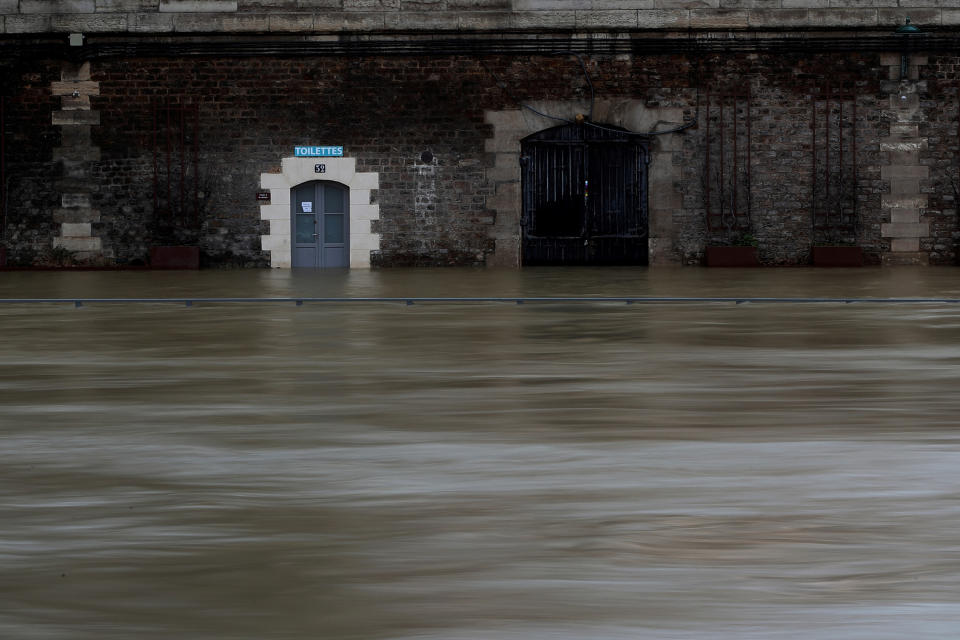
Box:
520 123 649 265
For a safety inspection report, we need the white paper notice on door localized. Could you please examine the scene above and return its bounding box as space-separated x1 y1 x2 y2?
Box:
301 202 313 213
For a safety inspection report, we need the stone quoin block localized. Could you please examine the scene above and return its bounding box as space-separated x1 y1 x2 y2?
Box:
881 222 929 237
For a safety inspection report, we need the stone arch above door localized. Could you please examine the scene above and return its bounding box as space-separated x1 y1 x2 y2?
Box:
260 157 380 268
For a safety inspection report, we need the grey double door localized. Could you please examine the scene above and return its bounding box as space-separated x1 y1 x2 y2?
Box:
292 181 349 268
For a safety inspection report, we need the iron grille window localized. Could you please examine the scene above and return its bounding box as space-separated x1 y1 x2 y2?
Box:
704 90 752 235
811 93 858 242
152 101 200 227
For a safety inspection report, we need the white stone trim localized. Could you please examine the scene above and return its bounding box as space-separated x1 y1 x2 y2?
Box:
259 157 380 268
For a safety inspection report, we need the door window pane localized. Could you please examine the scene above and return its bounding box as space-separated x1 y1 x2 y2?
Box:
324 186 344 213
296 214 315 244
324 214 344 243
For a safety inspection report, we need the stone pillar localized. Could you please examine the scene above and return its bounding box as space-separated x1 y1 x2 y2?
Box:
879 53 929 266
51 62 103 262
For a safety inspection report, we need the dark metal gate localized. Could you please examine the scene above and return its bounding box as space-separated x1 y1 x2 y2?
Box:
521 123 649 265
152 101 200 227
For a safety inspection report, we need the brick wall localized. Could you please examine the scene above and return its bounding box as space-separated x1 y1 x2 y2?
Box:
3 51 960 267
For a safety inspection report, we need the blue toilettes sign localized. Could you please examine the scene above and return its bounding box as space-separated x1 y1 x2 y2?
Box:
295 146 343 157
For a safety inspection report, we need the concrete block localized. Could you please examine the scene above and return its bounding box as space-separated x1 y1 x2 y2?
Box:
890 93 920 110
488 152 520 183
63 193 92 209
385 11 459 28
879 52 900 66
271 253 292 269
890 209 920 224
637 8 688 27
882 251 929 266
51 80 100 97
807 8 878 26
268 219 291 237
297 0 343 7
160 0 238 11
128 13 175 31
349 249 372 268
878 8 939 27
448 0 510 8
21 0 95 13
260 172 291 190
485 109 526 130
62 222 92 237
268 13 316 31
459 12 513 30
889 123 918 138
261 234 290 252
748 9 810 26
351 204 380 221
941 9 960 25
52 110 101 125
4 16 52 33
830 0 884 7
656 0 715 7
53 208 101 223
351 172 379 190
96 0 161 10
349 233 380 251
888 178 919 194
349 188 372 205
781 0 827 6
881 222 929 237
54 236 102 252
576 10 638 27
880 140 927 151
880 164 928 179
514 0 581 8
689 9 749 28
882 195 926 209
51 14 128 31
259 203 290 221
59 95 92 110
268 187 290 205
344 0 398 8
890 237 920 252
512 10 575 27
173 13 269 31
0 0 17 12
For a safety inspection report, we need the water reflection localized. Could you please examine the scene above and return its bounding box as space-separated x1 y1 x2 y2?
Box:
1 268 959 639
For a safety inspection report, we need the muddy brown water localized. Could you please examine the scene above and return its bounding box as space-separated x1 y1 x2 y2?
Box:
1 267 959 639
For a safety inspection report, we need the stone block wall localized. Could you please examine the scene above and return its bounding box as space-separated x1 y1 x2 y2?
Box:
0 0 950 35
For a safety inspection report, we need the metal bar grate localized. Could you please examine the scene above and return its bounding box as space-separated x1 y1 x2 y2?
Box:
811 90 858 242
704 89 752 234
152 101 200 227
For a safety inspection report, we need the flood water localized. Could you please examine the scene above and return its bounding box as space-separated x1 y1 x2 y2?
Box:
2 267 960 639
